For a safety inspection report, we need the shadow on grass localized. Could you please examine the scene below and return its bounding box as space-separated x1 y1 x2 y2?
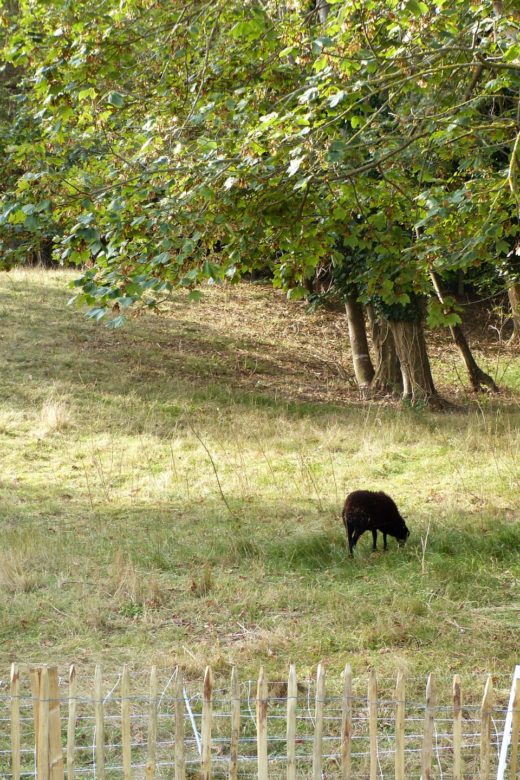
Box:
7 273 514 429
1 275 364 422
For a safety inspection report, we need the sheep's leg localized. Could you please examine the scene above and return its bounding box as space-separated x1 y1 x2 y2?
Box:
371 529 377 550
383 533 388 550
349 526 362 556
347 524 355 556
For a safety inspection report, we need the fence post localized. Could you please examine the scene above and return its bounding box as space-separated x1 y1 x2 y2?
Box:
201 666 213 780
395 671 405 780
453 674 462 780
341 664 352 780
67 665 77 780
509 677 520 779
229 667 240 780
146 666 158 780
497 665 520 780
38 666 50 780
480 675 493 780
368 670 377 780
174 667 186 780
30 668 41 778
48 667 64 780
94 664 105 780
286 664 297 780
121 665 132 780
257 667 268 780
313 664 325 780
421 674 435 780
30 666 63 780
10 663 20 780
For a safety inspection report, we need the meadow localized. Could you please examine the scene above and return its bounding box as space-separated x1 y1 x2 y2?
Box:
0 268 519 684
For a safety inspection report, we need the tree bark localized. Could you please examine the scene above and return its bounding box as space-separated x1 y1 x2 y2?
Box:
508 282 520 342
430 272 499 392
366 304 402 395
345 295 375 388
388 319 439 405
450 324 499 391
315 0 330 24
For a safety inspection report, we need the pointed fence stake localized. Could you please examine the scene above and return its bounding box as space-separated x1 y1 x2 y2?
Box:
121 666 132 780
395 671 405 780
229 667 240 780
67 665 77 780
452 674 462 780
368 670 377 780
146 666 158 780
497 665 520 780
421 674 435 780
201 667 213 780
286 665 297 780
341 664 352 780
38 666 50 780
480 675 494 780
10 663 20 780
509 677 520 779
94 664 105 780
174 668 186 780
312 664 325 780
256 668 268 780
47 667 63 780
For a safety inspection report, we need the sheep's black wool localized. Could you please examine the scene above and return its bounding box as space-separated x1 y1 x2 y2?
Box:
342 490 409 556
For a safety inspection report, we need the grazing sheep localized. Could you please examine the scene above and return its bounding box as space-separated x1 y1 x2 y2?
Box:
342 490 409 556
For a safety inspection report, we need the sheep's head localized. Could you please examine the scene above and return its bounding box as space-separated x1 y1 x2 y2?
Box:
395 518 410 545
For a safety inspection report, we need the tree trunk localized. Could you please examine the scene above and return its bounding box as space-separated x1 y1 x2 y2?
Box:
430 272 499 392
315 0 330 24
345 295 375 388
366 305 402 395
508 282 520 342
450 324 499 391
388 319 440 405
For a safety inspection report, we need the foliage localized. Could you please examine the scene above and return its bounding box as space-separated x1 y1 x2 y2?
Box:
1 0 520 323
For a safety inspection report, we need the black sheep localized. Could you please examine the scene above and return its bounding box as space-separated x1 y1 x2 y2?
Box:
342 490 409 556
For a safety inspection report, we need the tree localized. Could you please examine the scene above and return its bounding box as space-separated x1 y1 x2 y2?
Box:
1 0 519 400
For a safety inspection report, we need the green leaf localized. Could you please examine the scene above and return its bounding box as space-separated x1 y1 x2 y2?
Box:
287 286 307 301
150 252 170 266
312 36 334 53
329 90 346 108
230 16 266 40
78 87 97 101
107 91 125 107
405 0 428 15
287 157 305 177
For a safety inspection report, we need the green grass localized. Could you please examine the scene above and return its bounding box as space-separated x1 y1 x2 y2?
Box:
0 268 519 684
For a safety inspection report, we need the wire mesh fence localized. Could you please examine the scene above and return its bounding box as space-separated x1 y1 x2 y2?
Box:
0 663 519 780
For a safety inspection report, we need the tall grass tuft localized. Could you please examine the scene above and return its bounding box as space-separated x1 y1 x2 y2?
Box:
39 395 72 435
0 551 41 594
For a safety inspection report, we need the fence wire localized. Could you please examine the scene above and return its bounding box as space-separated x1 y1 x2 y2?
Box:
0 669 514 779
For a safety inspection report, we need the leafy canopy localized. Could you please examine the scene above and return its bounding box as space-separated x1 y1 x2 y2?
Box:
1 0 519 321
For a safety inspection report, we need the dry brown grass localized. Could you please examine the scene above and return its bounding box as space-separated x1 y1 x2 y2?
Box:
0 551 41 594
38 395 72 435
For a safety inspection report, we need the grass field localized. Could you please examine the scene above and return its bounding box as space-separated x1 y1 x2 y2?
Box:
0 268 519 684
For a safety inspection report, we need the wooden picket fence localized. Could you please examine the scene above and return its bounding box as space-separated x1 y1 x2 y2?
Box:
3 662 520 779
